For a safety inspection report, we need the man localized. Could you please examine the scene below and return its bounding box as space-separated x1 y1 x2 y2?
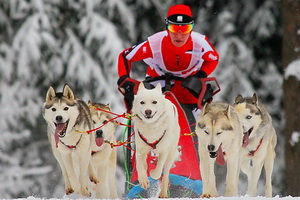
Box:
117 4 219 198
118 4 219 113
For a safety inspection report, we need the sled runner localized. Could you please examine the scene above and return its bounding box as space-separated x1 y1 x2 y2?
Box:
119 75 220 198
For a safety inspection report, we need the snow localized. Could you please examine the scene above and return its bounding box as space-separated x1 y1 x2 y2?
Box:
284 59 300 81
290 131 300 147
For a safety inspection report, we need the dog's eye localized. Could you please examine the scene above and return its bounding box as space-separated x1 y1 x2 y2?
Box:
152 101 157 104
93 120 96 124
246 115 252 119
140 101 145 105
204 131 209 135
64 107 69 111
216 132 222 135
51 108 56 112
103 120 108 124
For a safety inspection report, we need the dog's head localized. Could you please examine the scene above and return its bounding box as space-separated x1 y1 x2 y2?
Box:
132 83 165 123
43 84 79 146
196 103 237 164
88 101 115 149
234 93 262 147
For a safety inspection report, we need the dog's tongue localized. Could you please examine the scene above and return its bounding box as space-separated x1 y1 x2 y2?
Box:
216 145 225 165
54 123 65 148
243 132 250 147
95 137 104 147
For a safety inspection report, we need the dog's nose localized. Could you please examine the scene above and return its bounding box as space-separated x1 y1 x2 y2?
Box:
145 109 152 116
208 144 215 152
96 129 103 138
56 115 63 122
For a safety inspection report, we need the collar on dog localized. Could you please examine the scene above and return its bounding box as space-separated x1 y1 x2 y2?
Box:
248 138 263 156
60 135 82 149
138 130 166 149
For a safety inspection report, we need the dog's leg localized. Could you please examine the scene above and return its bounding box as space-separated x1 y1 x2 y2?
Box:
136 147 150 189
247 157 264 197
150 150 169 180
264 145 275 197
62 154 82 194
225 155 239 196
199 144 218 197
88 161 99 184
52 147 74 194
109 148 119 198
76 149 92 197
95 163 110 198
159 148 179 198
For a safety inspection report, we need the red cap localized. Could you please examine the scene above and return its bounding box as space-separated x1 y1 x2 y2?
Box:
167 5 192 18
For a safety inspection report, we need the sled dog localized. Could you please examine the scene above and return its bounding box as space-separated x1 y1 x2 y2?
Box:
132 83 180 198
234 93 277 197
195 102 243 197
42 84 97 196
88 101 119 198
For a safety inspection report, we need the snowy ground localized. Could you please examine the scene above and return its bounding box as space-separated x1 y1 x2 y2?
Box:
22 195 300 200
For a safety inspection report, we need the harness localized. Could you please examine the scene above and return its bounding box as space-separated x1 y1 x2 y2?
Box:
138 130 166 149
248 138 263 156
60 135 83 149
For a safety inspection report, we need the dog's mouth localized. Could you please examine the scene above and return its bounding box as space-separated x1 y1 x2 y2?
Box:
209 144 225 165
143 111 156 119
54 120 69 147
242 127 253 147
95 130 104 147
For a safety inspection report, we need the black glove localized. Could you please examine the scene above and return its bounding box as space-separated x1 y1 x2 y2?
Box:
182 71 207 97
117 75 139 112
201 83 213 106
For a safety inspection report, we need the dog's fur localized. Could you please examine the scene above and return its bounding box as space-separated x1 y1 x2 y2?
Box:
42 84 97 196
88 101 119 198
233 93 277 197
132 83 180 198
195 102 243 197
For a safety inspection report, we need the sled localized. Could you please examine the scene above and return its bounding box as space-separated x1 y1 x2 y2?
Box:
121 75 221 198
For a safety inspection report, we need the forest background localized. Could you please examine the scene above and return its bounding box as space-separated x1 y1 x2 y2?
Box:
0 0 299 198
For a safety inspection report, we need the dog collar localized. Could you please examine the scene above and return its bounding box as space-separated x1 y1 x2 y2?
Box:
138 130 166 149
248 138 263 156
60 134 82 149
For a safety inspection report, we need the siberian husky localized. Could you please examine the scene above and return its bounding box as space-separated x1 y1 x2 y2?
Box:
88 101 119 198
195 102 243 197
234 93 277 197
132 83 180 198
42 84 97 196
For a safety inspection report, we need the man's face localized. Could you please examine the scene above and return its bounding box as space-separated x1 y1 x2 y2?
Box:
169 31 190 47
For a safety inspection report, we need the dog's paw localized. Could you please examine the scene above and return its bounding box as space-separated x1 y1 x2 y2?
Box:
138 176 149 189
65 188 74 195
159 190 168 198
81 187 91 197
150 169 162 180
90 175 99 184
200 193 212 198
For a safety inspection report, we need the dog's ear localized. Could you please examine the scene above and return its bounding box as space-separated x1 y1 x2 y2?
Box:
155 83 162 93
104 103 111 111
251 93 258 105
234 94 244 104
201 103 209 116
62 84 75 101
224 105 231 119
88 100 92 105
138 82 146 91
46 86 56 102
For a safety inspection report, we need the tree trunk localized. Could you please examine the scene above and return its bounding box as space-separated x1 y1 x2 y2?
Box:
282 0 300 196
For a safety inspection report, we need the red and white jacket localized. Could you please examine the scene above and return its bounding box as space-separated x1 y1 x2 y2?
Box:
118 31 219 104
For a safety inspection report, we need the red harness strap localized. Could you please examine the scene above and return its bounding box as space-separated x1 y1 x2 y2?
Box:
138 130 166 149
60 135 82 149
248 138 263 156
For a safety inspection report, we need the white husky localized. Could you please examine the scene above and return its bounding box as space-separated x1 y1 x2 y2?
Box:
42 84 97 196
195 102 243 197
88 101 119 198
132 83 180 198
234 93 277 197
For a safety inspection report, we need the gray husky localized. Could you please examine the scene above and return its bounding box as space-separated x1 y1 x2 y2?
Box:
42 84 97 196
234 93 277 197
